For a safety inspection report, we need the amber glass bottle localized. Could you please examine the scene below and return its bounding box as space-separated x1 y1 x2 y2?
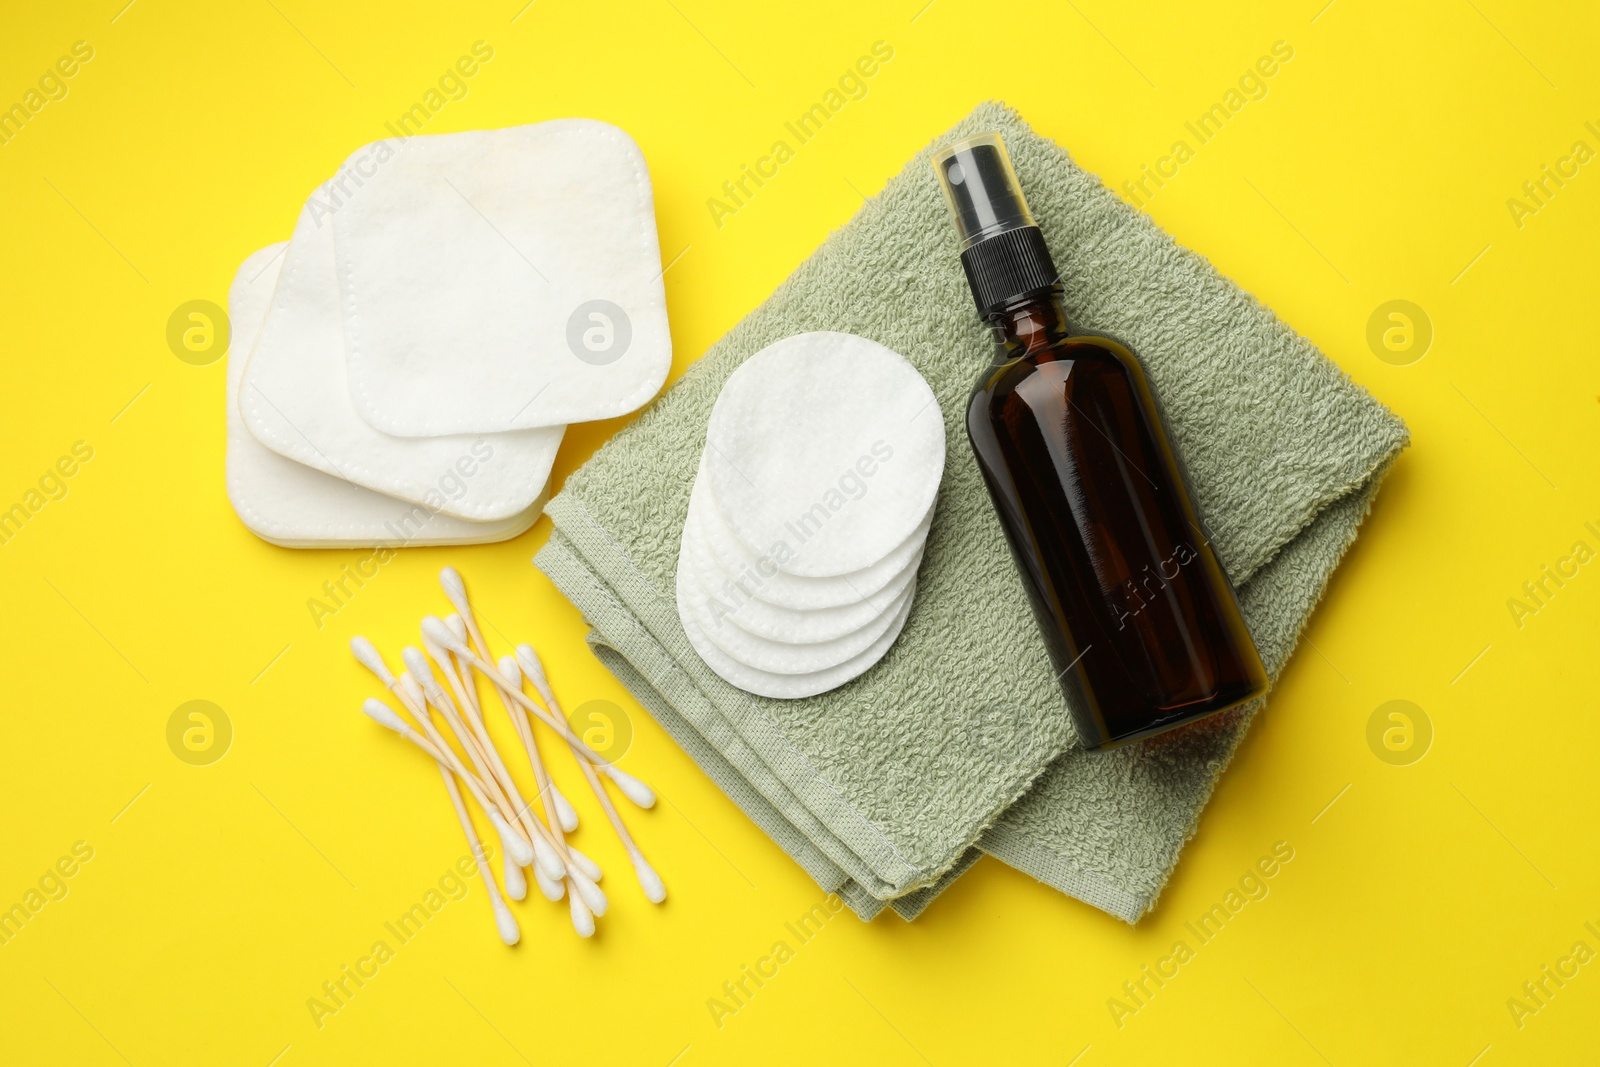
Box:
934 134 1267 749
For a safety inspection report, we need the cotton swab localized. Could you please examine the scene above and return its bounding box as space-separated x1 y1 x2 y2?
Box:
422 607 608 921
420 616 629 773
438 571 581 833
440 766 520 945
380 658 536 860
350 638 525 938
430 620 570 844
486 653 610 918
402 649 567 884
384 668 549 889
515 643 657 810
502 659 667 904
359 698 534 869
447 608 579 834
436 646 529 905
501 851 528 902
424 625 575 907
492 657 610 917
355 634 514 819
434 583 609 934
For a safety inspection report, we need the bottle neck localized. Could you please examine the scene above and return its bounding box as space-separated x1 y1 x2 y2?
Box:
988 285 1072 361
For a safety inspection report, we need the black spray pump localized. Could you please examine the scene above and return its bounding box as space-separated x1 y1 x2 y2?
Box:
934 133 1268 750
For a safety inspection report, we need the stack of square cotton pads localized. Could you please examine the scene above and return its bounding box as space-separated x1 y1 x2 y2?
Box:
675 332 944 699
225 119 671 548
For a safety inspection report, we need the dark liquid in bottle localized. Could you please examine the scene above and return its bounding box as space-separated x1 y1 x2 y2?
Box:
967 294 1268 749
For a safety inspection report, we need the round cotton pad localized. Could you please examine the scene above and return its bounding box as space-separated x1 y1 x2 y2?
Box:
679 507 915 672
688 457 932 611
703 332 944 578
676 559 916 700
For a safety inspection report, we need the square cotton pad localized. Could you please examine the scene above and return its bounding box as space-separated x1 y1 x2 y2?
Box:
332 120 672 436
226 244 545 548
239 192 564 523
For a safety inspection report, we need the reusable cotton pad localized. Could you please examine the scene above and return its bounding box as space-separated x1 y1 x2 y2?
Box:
332 120 672 436
674 332 942 697
226 245 544 548
677 560 917 700
703 332 944 577
684 456 930 612
683 522 917 644
679 504 915 673
239 195 564 522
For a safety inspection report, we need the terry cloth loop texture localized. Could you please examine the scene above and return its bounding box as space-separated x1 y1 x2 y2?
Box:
534 101 1408 921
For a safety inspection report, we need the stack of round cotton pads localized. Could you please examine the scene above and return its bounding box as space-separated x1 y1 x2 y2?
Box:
675 332 945 699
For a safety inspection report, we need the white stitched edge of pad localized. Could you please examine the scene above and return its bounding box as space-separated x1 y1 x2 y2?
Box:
333 120 672 436
678 496 915 673
676 550 916 700
226 243 546 547
703 332 945 577
238 192 564 522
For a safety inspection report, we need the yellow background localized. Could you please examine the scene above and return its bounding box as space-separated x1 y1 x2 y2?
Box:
2 1 1596 1063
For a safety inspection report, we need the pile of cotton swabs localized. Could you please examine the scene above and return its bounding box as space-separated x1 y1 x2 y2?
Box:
351 567 662 945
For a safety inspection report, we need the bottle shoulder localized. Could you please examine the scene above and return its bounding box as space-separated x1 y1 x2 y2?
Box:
970 334 1143 403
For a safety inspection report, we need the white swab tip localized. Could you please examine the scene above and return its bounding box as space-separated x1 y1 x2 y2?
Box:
493 906 521 946
633 854 667 904
439 566 468 607
606 765 657 809
501 858 527 902
349 637 394 684
570 871 608 917
497 654 522 687
534 864 565 902
422 615 465 652
445 614 469 643
360 698 406 733
489 812 535 867
514 644 549 692
566 846 603 883
554 789 580 833
401 646 432 680
568 893 595 938
531 835 567 882
397 672 425 708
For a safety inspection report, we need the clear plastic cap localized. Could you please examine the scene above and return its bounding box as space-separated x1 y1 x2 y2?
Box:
932 133 1036 251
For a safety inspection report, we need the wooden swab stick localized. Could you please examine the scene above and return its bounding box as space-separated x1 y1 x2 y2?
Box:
350 638 533 861
421 616 657 808
427 625 574 907
439 765 520 945
354 638 602 938
515 643 656 809
506 653 666 904
359 697 534 869
403 648 566 883
421 616 612 761
446 608 580 834
392 669 567 892
428 624 542 905
406 649 597 899
493 654 609 924
433 613 607 917
353 641 519 829
439 572 581 833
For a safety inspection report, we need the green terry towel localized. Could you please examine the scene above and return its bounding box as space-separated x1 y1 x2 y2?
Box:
534 102 1407 921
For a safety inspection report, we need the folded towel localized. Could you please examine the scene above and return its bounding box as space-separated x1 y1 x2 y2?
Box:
534 102 1407 920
